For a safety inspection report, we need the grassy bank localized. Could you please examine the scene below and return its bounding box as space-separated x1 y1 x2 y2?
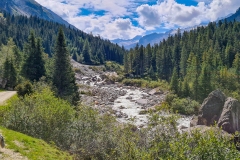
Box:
0 126 74 160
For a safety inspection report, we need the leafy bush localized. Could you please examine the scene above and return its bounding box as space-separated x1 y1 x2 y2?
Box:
165 93 200 115
104 61 123 73
171 98 200 115
122 78 169 90
4 87 74 145
15 81 33 97
3 85 240 160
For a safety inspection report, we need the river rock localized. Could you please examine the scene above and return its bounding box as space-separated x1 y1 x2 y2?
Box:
190 116 198 127
136 99 148 105
148 87 163 95
197 90 226 126
126 96 133 100
218 97 240 133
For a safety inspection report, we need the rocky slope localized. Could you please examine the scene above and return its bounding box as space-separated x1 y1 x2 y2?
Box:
72 60 167 127
0 0 72 27
72 60 192 129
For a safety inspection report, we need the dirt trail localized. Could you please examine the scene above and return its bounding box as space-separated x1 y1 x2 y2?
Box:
0 148 28 160
0 91 17 104
0 130 28 160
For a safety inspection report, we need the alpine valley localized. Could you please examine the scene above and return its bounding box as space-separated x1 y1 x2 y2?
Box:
0 0 240 160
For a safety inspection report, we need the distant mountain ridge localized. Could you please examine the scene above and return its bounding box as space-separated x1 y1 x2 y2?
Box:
113 7 240 49
0 0 72 27
112 27 196 49
226 7 240 22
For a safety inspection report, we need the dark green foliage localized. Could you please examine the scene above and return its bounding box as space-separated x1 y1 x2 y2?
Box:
72 52 78 61
4 86 74 144
233 53 240 82
15 81 33 97
3 57 17 89
82 40 92 64
22 32 45 81
125 20 240 101
181 78 190 97
0 10 125 65
3 90 239 159
170 97 200 115
52 28 80 105
199 63 212 101
170 67 179 94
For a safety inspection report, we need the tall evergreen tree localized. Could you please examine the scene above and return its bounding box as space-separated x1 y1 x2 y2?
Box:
124 52 130 74
82 40 92 64
181 78 190 97
199 63 212 101
233 53 240 83
22 32 45 81
170 67 179 94
52 28 80 105
3 57 17 89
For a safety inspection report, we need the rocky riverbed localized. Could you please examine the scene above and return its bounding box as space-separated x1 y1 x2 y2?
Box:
72 60 191 129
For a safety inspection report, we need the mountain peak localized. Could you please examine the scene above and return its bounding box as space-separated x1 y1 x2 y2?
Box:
0 0 73 27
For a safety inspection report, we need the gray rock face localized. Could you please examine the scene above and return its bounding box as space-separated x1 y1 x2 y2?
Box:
0 0 73 28
197 90 226 126
218 98 240 133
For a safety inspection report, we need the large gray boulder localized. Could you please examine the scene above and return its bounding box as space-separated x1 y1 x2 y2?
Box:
218 98 240 133
197 90 226 126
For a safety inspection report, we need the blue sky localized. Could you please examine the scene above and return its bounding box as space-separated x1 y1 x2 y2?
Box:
35 0 240 40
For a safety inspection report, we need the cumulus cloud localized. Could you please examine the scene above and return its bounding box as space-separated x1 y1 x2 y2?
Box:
136 0 240 30
35 0 145 39
34 0 240 40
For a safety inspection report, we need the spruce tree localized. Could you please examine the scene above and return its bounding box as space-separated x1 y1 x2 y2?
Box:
82 40 92 64
124 52 129 74
3 57 17 89
52 28 80 105
199 63 212 101
233 53 240 83
22 32 45 81
181 78 190 97
170 67 179 94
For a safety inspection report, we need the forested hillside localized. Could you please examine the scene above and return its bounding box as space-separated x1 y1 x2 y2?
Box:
0 10 125 65
124 20 240 102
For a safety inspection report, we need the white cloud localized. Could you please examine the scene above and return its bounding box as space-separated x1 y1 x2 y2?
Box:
35 0 145 39
136 0 240 30
35 0 240 40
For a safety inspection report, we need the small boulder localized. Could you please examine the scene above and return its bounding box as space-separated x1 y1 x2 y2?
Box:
190 116 198 127
148 87 163 95
197 90 226 126
218 97 240 133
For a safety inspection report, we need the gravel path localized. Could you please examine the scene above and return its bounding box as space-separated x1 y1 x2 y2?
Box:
0 91 17 104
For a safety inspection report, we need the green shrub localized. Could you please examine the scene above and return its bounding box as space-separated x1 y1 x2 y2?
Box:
4 87 74 146
15 81 33 97
104 61 123 73
171 98 200 115
165 93 178 104
122 78 169 90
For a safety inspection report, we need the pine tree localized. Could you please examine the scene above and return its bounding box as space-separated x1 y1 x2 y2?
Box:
180 45 188 78
233 53 240 83
3 57 17 89
22 32 45 81
170 67 179 94
52 28 80 105
35 38 46 80
199 63 212 101
72 52 78 61
82 40 92 64
139 45 144 76
181 78 190 97
124 52 130 74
